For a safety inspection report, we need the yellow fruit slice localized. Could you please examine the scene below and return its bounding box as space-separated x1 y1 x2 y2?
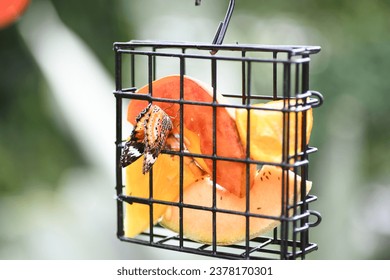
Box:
124 152 203 238
160 165 311 245
182 127 211 175
235 100 313 163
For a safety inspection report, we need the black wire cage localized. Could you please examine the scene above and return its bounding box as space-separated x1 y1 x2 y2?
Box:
113 0 323 260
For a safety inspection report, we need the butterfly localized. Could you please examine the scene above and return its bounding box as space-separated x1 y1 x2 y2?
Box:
120 103 173 174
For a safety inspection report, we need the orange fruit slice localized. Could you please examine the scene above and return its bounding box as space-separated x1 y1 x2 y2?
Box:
160 165 312 245
127 75 255 198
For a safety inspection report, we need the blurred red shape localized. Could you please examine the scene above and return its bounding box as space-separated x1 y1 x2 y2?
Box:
0 0 30 29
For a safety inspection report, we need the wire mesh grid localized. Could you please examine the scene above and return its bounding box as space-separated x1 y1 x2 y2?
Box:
113 40 323 259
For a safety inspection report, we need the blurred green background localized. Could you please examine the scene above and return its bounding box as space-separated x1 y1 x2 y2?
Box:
1 0 389 259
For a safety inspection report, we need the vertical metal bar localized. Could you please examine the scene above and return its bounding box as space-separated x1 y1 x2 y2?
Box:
294 64 300 171
300 54 310 259
273 228 278 241
181 48 187 76
114 45 124 238
273 52 278 99
241 51 246 105
244 60 252 259
291 63 300 259
148 54 154 93
131 50 135 88
286 57 292 258
211 57 218 253
280 57 291 259
148 54 154 243
179 56 185 248
152 47 157 80
246 61 252 106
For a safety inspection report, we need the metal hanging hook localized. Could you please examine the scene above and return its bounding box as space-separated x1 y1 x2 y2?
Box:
195 0 236 54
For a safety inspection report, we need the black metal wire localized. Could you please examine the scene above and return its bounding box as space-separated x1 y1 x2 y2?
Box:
210 0 235 54
113 41 323 260
114 48 124 239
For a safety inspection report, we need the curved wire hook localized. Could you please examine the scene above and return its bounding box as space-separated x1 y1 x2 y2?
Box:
195 0 236 54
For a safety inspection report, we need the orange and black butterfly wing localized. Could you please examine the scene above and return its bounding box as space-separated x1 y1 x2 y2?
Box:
120 104 151 168
142 105 173 174
121 139 144 168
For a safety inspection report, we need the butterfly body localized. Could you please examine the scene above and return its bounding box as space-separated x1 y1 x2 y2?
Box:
121 104 173 174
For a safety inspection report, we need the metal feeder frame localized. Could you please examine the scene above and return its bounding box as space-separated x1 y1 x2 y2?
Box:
113 0 323 260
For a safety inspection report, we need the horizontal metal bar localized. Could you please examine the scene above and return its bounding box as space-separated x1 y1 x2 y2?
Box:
118 193 316 222
116 48 312 64
114 40 321 55
118 194 283 220
113 91 318 113
118 233 318 260
116 143 312 170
